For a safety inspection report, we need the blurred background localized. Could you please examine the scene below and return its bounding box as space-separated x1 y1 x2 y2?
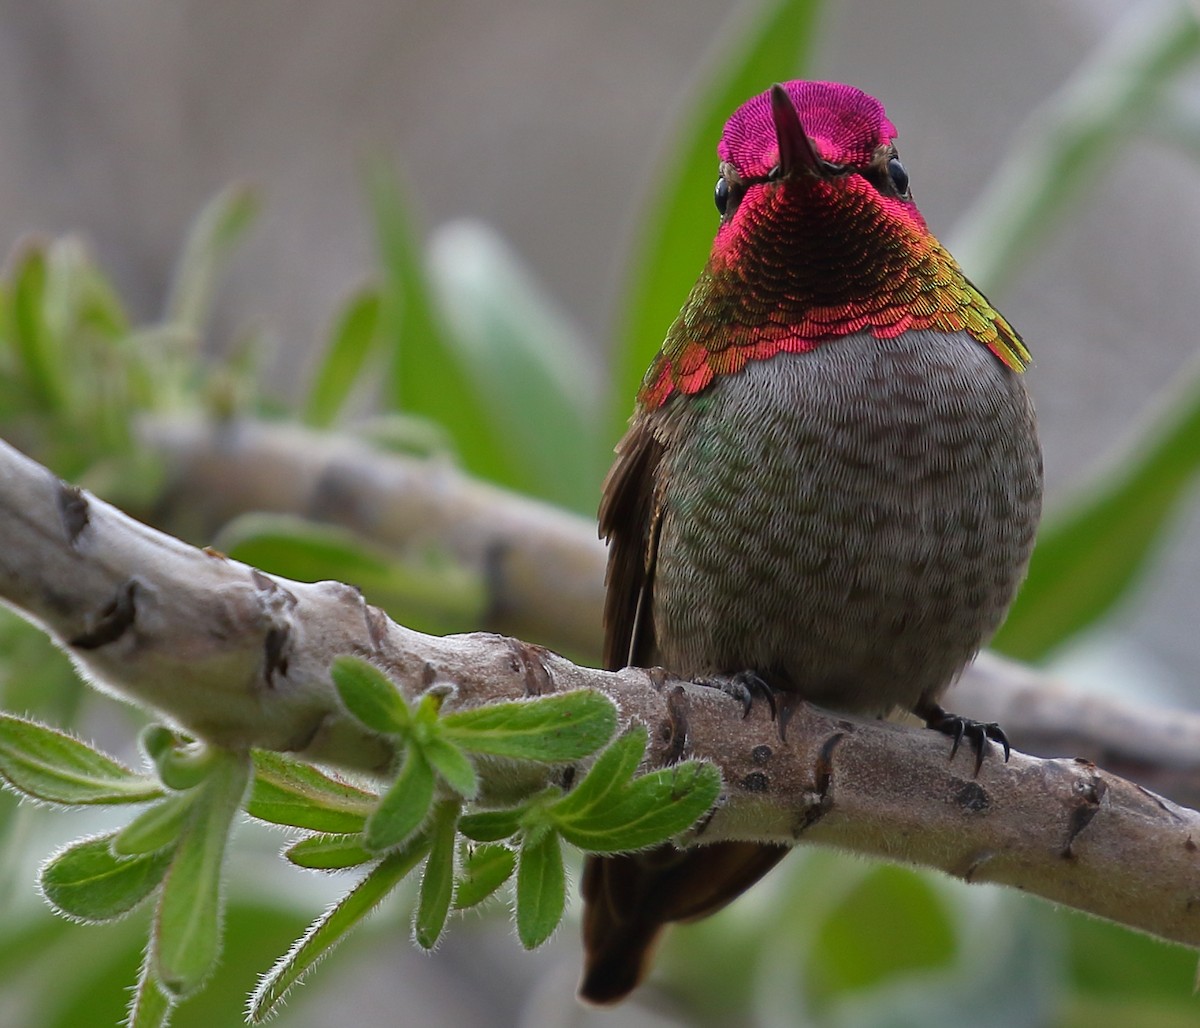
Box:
2 0 1200 1025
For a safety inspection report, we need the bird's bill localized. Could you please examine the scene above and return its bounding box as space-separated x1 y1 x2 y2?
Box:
770 83 822 178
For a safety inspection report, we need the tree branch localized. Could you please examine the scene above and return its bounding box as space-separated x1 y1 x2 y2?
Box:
141 415 1200 807
1 434 1199 951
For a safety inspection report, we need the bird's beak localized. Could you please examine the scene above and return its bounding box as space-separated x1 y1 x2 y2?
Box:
770 83 822 178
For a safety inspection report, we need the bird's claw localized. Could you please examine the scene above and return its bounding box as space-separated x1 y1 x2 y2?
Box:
697 670 778 721
921 704 1010 775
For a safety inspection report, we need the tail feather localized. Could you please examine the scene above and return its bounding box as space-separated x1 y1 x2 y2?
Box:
579 841 790 1004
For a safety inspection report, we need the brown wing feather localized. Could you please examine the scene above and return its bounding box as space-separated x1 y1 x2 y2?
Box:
583 414 791 1005
598 416 664 671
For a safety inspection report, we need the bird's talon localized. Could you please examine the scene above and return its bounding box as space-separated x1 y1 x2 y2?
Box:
917 703 1010 775
697 671 778 720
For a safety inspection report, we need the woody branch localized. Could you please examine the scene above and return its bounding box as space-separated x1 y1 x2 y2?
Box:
0 433 1198 951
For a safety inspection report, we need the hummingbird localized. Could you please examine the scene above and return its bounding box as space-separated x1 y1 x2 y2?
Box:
580 81 1043 1003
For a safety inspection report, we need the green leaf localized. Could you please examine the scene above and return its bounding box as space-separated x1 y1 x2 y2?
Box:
304 287 383 427
217 514 485 634
10 244 67 412
454 843 516 910
515 829 566 949
552 728 648 817
153 750 250 998
40 833 173 923
442 690 617 762
554 760 721 853
145 733 218 793
164 183 261 332
994 357 1200 660
612 0 821 433
248 750 375 833
128 948 174 1028
331 656 412 736
0 713 162 805
248 838 429 1024
368 160 512 482
414 800 460 949
364 747 435 851
112 794 193 856
423 737 479 799
458 804 528 842
425 221 606 511
285 833 375 870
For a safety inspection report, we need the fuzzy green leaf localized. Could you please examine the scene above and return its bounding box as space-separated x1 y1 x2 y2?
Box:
0 713 162 805
553 760 721 853
516 829 566 949
146 735 218 793
153 751 250 998
442 690 616 762
364 747 435 851
128 948 174 1028
40 833 173 923
285 833 375 871
249 838 429 1023
304 287 383 427
454 843 516 910
458 805 528 842
423 737 479 799
248 750 375 833
552 728 648 818
112 794 193 857
331 656 412 736
414 801 460 949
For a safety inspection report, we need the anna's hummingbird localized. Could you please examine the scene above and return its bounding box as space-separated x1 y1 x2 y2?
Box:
580 81 1043 1003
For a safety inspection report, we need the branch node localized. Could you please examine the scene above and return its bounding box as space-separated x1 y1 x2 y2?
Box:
955 781 991 814
741 771 770 793
776 694 802 743
1062 773 1108 858
251 569 298 612
69 578 139 649
814 731 844 801
509 640 554 697
364 603 389 652
263 625 290 687
55 481 90 547
658 685 689 765
1136 782 1184 821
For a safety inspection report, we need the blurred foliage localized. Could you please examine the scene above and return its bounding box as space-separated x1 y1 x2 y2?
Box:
0 0 1199 1025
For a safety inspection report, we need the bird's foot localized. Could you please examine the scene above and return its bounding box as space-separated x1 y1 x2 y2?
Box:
916 700 1010 775
696 670 778 721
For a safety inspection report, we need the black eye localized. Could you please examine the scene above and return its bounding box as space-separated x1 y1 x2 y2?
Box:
887 157 910 196
715 176 730 215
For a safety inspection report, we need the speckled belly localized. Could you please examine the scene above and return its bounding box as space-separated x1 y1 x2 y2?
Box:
649 329 1042 715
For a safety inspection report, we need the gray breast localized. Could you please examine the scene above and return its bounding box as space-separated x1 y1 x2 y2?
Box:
649 329 1042 716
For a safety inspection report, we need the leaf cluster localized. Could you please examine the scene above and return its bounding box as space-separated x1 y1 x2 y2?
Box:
0 657 719 1026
